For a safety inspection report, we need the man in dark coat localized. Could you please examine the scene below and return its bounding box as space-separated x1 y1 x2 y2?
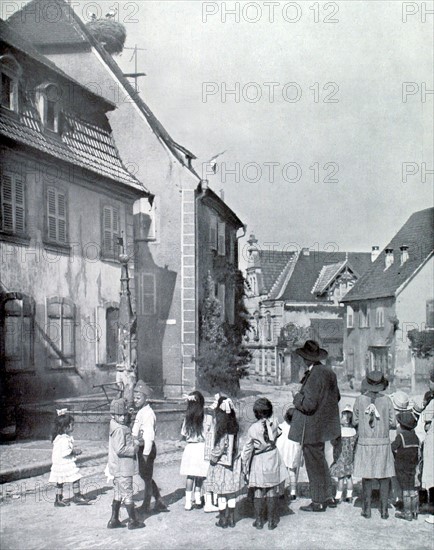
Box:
288 340 341 512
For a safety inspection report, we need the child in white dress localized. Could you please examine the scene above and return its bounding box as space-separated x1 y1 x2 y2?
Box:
179 391 210 510
49 410 90 507
276 406 302 500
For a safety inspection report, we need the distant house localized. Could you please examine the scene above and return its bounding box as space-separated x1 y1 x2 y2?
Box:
244 235 371 383
341 207 434 383
8 0 245 396
0 20 148 407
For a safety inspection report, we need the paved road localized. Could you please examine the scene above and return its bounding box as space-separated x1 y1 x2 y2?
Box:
1 450 432 550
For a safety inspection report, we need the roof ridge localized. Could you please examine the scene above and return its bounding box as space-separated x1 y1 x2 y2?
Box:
272 251 300 300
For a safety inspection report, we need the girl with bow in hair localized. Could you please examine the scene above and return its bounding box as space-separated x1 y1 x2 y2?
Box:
49 410 90 507
205 396 243 528
353 371 396 520
178 391 210 510
241 398 288 530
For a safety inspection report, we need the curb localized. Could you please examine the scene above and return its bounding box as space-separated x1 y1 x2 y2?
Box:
0 445 182 485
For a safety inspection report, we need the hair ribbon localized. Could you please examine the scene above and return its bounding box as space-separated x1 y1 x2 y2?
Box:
219 398 234 414
56 408 68 416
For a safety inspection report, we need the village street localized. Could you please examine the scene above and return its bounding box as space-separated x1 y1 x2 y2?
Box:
1 382 432 550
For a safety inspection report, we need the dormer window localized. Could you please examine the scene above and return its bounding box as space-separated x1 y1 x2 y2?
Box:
37 83 61 132
0 55 21 113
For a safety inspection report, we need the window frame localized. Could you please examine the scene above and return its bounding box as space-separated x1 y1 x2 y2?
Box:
209 214 218 251
346 305 354 329
137 272 157 316
46 296 76 369
1 294 35 373
359 305 370 329
0 55 21 113
45 184 68 246
36 82 61 134
101 202 121 260
0 169 26 237
375 306 385 328
217 220 226 256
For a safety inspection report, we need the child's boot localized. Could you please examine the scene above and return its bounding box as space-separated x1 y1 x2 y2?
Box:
267 497 278 530
253 498 264 529
184 490 193 511
107 500 125 528
216 509 228 528
227 507 235 528
54 494 70 507
395 491 412 521
204 492 219 513
125 503 145 529
411 491 419 519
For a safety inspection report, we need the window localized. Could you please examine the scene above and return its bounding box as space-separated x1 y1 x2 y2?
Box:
217 283 226 319
37 83 61 132
228 233 235 263
375 307 385 328
427 300 434 329
102 205 120 259
209 215 217 250
0 55 20 112
46 297 76 368
106 306 119 364
137 273 156 315
359 305 370 328
46 187 67 244
1 294 34 372
217 221 226 255
147 196 158 241
0 171 25 234
346 306 354 329
266 311 272 341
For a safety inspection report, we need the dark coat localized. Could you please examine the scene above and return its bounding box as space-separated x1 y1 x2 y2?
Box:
288 363 341 445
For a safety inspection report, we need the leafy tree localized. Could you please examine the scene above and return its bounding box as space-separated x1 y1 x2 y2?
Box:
196 271 250 396
408 329 434 358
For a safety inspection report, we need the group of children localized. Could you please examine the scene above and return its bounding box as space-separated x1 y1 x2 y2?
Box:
48 377 434 530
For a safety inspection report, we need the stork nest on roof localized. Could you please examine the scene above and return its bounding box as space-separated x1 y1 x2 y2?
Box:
86 19 127 55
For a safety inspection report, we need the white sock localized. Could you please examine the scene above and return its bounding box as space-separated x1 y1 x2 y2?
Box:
218 496 227 511
227 497 236 509
335 490 343 499
347 490 353 498
194 489 202 505
185 490 192 510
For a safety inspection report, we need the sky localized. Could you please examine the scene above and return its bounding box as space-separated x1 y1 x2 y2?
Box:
11 0 434 256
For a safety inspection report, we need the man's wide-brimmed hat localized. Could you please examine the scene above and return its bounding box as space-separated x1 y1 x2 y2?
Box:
361 370 389 393
390 390 410 411
296 340 328 362
397 411 418 430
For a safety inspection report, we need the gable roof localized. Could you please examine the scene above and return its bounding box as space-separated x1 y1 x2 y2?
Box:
311 261 347 295
341 207 434 302
0 20 147 193
279 251 372 303
7 0 199 174
254 251 296 295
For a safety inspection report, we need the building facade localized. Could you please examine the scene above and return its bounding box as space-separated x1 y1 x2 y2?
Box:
341 207 434 383
244 235 371 383
8 0 245 396
0 21 148 409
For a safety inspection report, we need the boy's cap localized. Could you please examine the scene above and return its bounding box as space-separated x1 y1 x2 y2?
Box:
110 398 128 415
134 379 153 397
342 404 353 414
397 411 418 430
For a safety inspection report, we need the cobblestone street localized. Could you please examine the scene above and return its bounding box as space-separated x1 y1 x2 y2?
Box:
1 449 433 550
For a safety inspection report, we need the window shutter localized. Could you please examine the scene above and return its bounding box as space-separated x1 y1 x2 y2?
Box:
47 187 57 240
102 205 120 256
14 175 25 233
138 273 156 315
103 206 113 253
47 187 67 243
57 192 66 243
210 215 217 250
1 173 14 231
218 221 226 255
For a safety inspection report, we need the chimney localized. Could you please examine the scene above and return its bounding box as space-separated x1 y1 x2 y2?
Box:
247 233 259 263
302 247 310 256
371 245 380 263
400 245 409 265
384 248 394 270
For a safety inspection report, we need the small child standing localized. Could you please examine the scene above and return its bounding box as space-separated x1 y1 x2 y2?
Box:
49 410 90 507
392 411 420 521
330 404 357 503
107 398 144 530
242 398 287 530
179 391 210 510
276 406 302 500
131 379 168 514
206 396 243 528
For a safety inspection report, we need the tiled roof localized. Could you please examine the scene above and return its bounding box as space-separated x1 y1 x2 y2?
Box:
311 260 347 295
7 0 198 172
7 0 88 47
341 207 434 302
256 251 295 294
280 251 372 303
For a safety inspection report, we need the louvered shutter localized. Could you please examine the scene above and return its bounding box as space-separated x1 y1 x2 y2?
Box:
103 206 113 253
47 188 67 243
1 173 14 231
47 187 57 240
14 175 25 233
57 192 66 243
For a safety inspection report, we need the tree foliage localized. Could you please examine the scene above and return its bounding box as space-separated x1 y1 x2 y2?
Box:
196 271 250 396
408 329 434 358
